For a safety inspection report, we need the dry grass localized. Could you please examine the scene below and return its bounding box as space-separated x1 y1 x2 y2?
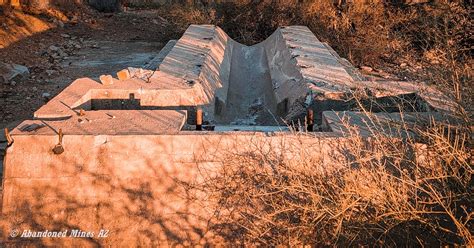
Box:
190 108 472 246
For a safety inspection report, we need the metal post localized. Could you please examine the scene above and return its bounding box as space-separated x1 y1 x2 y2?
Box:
306 108 314 132
52 128 64 154
196 108 203 131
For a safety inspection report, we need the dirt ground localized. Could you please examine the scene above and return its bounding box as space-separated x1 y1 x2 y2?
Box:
0 9 179 132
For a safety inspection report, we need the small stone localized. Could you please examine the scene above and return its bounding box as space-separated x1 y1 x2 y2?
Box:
60 33 70 38
49 45 59 51
74 44 82 49
46 70 56 76
58 50 68 58
32 87 38 91
42 92 51 98
57 21 65 28
360 66 373 72
10 81 16 86
99 74 114 85
117 69 131 80
70 16 79 24
400 62 407 67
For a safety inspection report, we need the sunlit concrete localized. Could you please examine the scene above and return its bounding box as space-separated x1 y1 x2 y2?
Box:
1 24 455 246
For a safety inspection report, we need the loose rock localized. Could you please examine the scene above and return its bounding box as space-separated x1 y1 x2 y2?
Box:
46 70 56 76
360 66 373 72
49 45 60 51
0 62 30 83
100 74 114 85
117 69 131 80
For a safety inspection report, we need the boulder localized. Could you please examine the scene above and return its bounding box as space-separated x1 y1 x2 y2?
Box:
0 62 29 84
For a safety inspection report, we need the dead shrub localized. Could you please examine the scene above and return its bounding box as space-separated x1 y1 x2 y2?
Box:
191 112 472 246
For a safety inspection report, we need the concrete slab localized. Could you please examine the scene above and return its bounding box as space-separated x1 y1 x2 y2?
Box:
213 125 290 132
357 80 458 113
322 111 460 137
14 110 187 136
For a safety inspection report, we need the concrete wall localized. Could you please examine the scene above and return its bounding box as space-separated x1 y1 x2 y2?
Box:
1 132 350 246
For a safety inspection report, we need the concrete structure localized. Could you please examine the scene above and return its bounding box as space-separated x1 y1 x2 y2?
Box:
1 25 454 246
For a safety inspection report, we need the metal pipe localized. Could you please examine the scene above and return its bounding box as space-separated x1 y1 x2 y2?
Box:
52 128 64 154
196 108 203 131
306 108 314 132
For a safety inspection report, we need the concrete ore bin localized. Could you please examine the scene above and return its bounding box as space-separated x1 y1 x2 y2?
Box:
0 24 452 246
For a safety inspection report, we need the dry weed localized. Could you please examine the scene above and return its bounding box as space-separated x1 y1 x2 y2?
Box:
191 109 472 246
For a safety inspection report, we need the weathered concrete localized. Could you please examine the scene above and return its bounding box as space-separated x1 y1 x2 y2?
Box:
2 132 349 245
15 110 187 135
32 25 363 124
0 24 456 246
321 111 460 138
34 25 454 126
143 39 177 70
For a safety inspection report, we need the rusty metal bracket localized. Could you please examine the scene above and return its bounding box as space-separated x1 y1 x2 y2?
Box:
4 128 14 147
52 128 64 155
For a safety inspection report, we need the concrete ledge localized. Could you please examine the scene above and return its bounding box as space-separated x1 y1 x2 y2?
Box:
322 111 460 137
16 110 187 136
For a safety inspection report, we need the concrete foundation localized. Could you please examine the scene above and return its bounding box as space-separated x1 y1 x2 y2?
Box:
1 25 455 245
